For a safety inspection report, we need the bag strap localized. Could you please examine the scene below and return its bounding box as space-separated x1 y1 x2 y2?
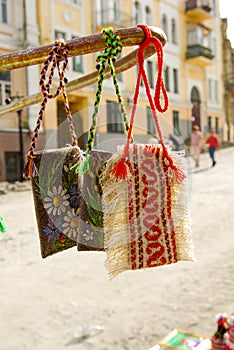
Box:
24 39 78 178
81 28 132 173
111 24 185 183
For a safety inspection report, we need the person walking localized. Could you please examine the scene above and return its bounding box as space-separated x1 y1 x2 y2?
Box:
190 125 202 167
205 129 220 167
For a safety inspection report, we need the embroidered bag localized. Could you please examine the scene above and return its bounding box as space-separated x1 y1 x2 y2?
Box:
100 24 195 278
77 28 133 251
24 40 84 258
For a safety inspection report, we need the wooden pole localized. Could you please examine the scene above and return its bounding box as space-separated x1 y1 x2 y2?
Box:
0 28 163 115
0 26 166 72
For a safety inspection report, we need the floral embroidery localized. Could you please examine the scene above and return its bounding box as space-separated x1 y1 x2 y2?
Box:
42 218 62 242
59 235 66 243
83 229 94 241
43 185 70 216
69 183 81 209
62 209 79 239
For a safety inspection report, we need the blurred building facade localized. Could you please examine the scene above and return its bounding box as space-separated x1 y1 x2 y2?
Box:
221 18 234 142
0 0 233 181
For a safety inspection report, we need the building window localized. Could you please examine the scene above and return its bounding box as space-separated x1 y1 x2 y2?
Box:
54 30 66 40
134 1 141 24
0 71 11 106
147 107 156 135
1 0 7 23
145 6 152 25
112 0 118 22
162 14 168 40
97 0 103 26
173 68 179 93
215 117 219 133
72 36 83 72
73 55 83 72
208 78 212 100
147 60 154 88
171 18 177 44
208 116 212 131
107 101 124 133
136 66 143 86
164 66 170 92
214 80 218 102
5 152 21 183
69 0 81 4
173 110 179 134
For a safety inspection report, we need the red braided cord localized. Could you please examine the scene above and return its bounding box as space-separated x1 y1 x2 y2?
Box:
111 24 185 183
123 23 169 160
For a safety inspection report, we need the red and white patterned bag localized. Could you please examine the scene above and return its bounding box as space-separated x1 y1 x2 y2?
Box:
100 24 195 278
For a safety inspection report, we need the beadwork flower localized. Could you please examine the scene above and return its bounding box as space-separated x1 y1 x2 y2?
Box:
83 229 93 241
42 218 62 242
62 209 79 240
43 185 70 216
69 184 81 209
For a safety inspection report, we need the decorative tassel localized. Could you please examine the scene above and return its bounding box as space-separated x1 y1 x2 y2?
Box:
162 146 186 185
23 155 38 178
0 216 7 233
110 158 128 181
173 167 186 184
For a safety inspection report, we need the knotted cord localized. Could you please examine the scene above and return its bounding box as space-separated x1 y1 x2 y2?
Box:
81 28 132 173
24 39 78 178
111 24 185 183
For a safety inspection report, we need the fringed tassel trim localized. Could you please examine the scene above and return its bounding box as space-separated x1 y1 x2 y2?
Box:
162 146 186 184
24 155 38 179
100 152 131 279
110 157 134 181
170 152 195 262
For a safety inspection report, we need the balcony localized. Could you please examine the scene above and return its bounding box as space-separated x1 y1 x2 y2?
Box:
186 26 214 66
96 9 133 30
186 44 214 66
185 0 213 22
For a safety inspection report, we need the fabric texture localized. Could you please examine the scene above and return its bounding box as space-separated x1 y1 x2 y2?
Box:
100 143 194 279
31 146 83 258
77 149 112 251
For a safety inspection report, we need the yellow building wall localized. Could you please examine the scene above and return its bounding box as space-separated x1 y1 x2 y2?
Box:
54 1 82 32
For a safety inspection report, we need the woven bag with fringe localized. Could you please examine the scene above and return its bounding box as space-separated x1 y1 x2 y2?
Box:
100 24 195 279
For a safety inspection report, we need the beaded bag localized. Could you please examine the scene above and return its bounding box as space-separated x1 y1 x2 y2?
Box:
24 40 84 258
77 28 133 251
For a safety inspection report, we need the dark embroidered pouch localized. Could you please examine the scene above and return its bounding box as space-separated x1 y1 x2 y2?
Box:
31 146 83 258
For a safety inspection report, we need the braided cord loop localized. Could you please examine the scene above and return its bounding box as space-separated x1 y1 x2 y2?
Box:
82 28 131 172
24 39 78 178
110 24 185 183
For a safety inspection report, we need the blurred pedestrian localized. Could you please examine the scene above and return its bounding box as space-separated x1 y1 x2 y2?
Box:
190 125 202 167
205 129 220 167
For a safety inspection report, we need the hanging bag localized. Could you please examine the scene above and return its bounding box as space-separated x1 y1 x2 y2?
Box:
24 40 84 258
77 28 133 251
100 24 195 278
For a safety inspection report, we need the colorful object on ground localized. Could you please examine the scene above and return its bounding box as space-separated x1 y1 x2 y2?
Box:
211 313 234 350
0 216 7 233
148 329 211 350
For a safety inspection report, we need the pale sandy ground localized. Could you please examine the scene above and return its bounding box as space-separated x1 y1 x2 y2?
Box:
0 147 234 350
